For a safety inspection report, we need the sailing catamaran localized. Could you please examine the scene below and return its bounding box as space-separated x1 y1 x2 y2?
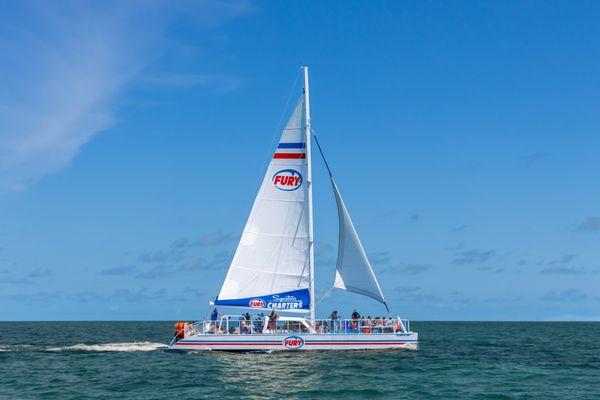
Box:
168 67 418 351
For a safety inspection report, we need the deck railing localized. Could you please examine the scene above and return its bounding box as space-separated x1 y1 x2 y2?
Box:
175 316 411 340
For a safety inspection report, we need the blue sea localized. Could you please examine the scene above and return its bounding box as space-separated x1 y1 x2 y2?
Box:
1 321 598 399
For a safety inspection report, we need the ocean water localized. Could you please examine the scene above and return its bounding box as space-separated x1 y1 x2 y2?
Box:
0 321 599 399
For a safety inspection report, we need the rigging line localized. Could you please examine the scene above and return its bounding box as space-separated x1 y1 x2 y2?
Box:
265 68 303 164
315 286 336 306
311 128 334 178
255 68 303 199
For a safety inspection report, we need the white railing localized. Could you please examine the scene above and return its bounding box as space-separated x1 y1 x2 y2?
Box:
172 316 410 342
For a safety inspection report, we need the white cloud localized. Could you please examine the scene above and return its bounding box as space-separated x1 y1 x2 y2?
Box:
0 1 251 192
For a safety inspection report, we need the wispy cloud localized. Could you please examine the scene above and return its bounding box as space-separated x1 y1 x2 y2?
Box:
138 250 184 264
540 266 586 275
68 288 167 303
141 73 242 93
368 251 391 265
409 214 420 223
135 250 231 279
539 254 586 274
476 266 505 273
0 267 51 284
575 217 600 233
27 268 52 278
393 286 442 303
452 249 495 265
0 1 251 192
381 262 432 275
540 289 588 302
452 225 467 232
196 231 235 246
547 254 577 265
314 242 334 256
170 231 234 250
135 265 172 280
99 266 137 276
3 287 173 304
517 152 550 169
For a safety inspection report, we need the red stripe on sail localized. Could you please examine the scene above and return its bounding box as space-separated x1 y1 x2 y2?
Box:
273 153 306 159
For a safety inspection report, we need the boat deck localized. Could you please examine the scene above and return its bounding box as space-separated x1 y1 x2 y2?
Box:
169 316 417 351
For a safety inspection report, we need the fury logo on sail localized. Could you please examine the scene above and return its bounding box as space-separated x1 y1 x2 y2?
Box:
282 336 304 349
272 169 303 191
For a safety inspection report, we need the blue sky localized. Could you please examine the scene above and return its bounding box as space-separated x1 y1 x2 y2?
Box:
1 1 599 321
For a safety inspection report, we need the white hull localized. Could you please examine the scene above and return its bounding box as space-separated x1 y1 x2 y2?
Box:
169 332 418 352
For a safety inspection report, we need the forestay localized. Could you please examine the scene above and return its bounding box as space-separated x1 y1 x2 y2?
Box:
215 94 310 312
331 178 388 311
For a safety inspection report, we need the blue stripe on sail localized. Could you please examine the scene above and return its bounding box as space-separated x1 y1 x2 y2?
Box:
278 142 305 149
214 288 310 311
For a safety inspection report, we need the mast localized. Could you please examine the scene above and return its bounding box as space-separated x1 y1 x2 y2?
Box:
304 66 315 321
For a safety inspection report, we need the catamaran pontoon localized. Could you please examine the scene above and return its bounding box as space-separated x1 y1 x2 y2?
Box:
168 67 418 351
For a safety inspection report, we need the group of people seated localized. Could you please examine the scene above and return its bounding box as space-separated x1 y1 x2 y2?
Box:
206 308 401 335
324 309 399 333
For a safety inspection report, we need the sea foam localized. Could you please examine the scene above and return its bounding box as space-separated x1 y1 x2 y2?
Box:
46 342 167 352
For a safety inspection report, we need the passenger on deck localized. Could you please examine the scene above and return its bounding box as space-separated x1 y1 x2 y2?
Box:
364 316 372 334
329 310 340 331
238 315 245 334
268 310 279 333
385 317 394 333
373 317 381 333
241 320 251 334
359 316 366 330
210 308 219 331
351 309 361 329
255 313 264 332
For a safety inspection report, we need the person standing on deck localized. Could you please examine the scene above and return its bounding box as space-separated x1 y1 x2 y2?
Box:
210 308 218 328
329 310 340 332
268 309 279 333
351 309 361 329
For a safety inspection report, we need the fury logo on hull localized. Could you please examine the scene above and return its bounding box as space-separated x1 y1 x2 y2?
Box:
272 169 303 191
282 336 304 349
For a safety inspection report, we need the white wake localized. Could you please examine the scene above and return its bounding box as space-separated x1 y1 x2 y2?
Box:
46 342 168 352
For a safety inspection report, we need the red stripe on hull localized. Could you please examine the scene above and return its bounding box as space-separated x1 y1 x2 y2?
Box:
176 342 280 346
308 342 408 345
176 342 410 346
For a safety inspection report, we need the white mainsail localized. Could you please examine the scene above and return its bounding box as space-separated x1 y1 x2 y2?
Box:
215 94 311 312
331 178 388 311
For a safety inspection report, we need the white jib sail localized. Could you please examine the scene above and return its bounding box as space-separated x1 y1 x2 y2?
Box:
331 177 388 310
215 94 310 312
